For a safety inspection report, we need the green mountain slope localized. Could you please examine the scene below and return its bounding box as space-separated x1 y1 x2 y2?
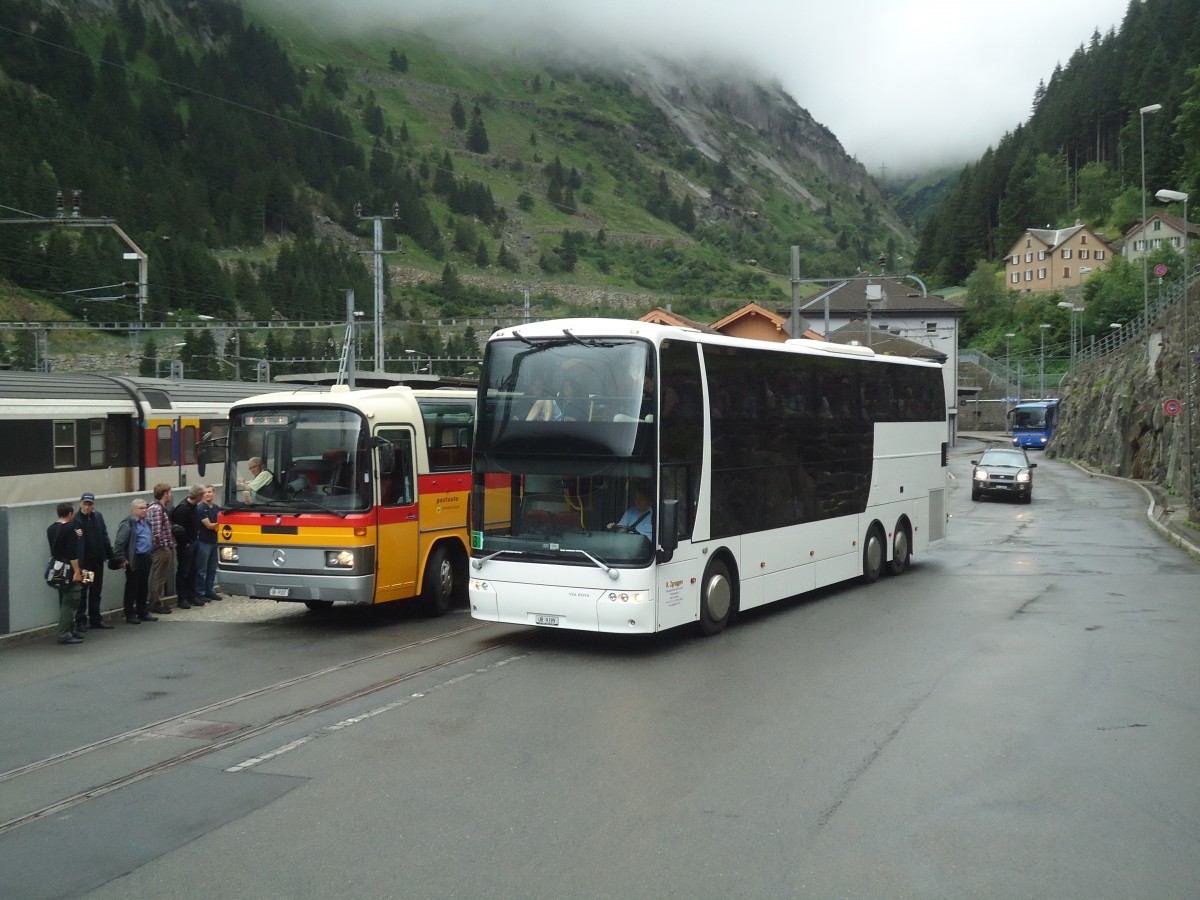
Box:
0 0 914 372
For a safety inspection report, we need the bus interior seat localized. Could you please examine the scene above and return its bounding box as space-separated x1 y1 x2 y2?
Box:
524 509 552 536
323 449 350 492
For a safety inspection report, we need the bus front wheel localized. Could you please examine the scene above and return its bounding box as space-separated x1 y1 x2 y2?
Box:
861 525 885 584
698 560 733 636
421 545 455 617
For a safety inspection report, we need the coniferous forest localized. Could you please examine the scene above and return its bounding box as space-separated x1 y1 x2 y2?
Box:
914 0 1200 286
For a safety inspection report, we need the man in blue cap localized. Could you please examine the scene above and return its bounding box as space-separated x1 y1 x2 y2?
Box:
72 492 115 630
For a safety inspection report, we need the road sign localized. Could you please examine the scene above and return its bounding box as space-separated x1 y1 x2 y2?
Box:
1164 399 1181 416
1155 264 1168 277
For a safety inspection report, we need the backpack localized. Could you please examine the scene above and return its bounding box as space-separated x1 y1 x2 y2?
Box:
45 558 69 586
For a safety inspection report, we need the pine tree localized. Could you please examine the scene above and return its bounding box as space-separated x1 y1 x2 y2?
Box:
466 112 489 154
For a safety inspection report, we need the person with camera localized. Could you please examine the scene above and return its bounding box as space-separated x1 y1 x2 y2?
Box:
71 492 114 631
47 502 85 645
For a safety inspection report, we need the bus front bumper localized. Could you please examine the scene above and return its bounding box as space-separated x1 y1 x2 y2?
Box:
218 568 374 604
469 577 656 633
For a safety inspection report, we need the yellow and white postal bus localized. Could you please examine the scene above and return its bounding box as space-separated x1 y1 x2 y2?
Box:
208 384 474 614
469 318 948 635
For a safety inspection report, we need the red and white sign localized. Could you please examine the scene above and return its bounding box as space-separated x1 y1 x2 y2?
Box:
1164 399 1181 416
1155 264 1168 277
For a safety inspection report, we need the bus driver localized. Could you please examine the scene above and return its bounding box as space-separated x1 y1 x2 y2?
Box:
237 457 273 502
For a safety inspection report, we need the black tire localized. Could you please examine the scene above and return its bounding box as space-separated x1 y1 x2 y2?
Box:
861 525 885 584
971 488 981 501
697 559 734 636
304 599 334 612
888 522 911 575
1022 493 1032 504
421 545 455 617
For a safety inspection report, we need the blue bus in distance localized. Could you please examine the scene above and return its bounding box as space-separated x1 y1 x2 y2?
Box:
1010 399 1059 449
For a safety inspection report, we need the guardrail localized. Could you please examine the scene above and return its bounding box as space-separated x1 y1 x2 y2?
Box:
1074 262 1199 367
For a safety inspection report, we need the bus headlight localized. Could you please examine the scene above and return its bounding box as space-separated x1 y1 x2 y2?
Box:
326 550 356 568
219 546 239 563
607 591 646 604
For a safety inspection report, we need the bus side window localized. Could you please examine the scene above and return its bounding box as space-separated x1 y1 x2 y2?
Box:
377 428 415 506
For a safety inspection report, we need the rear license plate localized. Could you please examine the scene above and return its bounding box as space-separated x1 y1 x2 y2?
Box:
269 587 290 598
534 614 560 627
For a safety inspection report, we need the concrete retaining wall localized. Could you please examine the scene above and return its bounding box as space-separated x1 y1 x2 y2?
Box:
0 493 176 636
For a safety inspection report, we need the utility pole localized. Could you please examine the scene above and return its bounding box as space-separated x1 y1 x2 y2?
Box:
354 203 402 372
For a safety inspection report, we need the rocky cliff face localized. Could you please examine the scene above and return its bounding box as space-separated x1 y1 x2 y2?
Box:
1049 296 1197 519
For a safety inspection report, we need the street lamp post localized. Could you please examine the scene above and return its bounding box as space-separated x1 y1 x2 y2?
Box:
1005 332 1016 399
1039 323 1052 397
1156 188 1192 513
1140 103 1162 327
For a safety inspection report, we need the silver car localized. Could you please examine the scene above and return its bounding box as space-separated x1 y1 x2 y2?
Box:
971 448 1036 503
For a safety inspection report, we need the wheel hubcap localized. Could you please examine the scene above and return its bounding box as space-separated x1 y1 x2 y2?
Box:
705 573 731 620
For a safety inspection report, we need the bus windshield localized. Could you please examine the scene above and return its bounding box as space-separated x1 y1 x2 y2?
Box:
1012 407 1048 430
472 336 657 567
223 407 373 513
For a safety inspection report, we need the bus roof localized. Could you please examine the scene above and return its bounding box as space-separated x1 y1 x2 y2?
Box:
228 384 476 417
490 317 941 369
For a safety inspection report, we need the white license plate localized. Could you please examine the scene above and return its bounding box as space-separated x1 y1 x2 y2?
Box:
534 614 560 627
269 587 290 598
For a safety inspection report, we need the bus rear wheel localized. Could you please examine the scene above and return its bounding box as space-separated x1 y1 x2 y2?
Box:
861 525 885 584
421 545 456 617
304 599 334 612
697 560 733 636
888 522 911 575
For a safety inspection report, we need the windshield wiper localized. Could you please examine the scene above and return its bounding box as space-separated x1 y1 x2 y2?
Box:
561 548 619 580
562 328 618 348
470 548 528 570
286 498 349 517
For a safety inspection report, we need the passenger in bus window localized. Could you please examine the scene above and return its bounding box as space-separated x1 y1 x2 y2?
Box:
558 377 591 421
238 457 273 502
608 482 653 540
523 374 563 421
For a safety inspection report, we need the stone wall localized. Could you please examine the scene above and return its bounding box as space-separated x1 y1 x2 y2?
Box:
1049 296 1197 518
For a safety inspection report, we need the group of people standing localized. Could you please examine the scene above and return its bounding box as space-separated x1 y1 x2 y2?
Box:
45 484 222 645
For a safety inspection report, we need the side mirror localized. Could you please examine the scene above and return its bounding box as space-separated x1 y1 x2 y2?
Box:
372 436 396 475
196 431 228 477
657 498 679 562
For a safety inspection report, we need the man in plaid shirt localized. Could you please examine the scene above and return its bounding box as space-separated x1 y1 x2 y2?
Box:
146 483 176 614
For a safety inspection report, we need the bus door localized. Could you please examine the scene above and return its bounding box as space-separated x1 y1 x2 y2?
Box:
374 427 420 601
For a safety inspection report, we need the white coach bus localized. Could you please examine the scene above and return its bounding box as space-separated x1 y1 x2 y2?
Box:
468 318 948 635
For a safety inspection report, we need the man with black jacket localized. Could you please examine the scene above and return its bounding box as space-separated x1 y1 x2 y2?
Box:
170 485 206 609
72 492 114 631
48 502 84 645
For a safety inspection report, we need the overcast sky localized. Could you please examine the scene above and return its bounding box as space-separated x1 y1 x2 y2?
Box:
274 0 1135 176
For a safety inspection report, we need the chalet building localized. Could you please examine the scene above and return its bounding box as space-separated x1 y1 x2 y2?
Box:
641 303 821 340
1003 224 1112 293
1122 212 1200 262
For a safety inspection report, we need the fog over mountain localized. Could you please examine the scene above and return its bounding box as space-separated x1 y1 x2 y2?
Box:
260 0 1131 175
